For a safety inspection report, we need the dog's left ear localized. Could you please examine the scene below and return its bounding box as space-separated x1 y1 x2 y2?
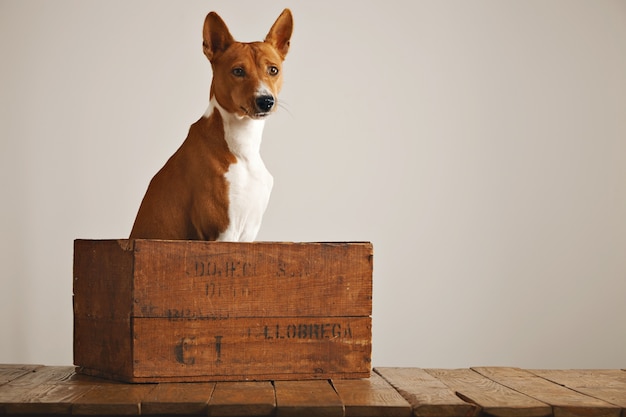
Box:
265 9 293 60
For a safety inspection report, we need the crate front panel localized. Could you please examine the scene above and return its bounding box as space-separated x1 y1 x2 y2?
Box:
131 316 372 379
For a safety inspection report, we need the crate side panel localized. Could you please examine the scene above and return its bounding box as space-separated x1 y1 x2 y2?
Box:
73 239 135 379
132 316 371 380
74 317 133 380
132 241 373 319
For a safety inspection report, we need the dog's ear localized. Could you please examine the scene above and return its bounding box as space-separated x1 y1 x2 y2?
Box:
203 12 235 61
264 9 293 60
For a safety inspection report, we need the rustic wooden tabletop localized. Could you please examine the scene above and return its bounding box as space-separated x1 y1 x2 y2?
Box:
1 365 625 416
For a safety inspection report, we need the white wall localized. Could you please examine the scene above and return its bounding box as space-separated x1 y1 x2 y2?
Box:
1 0 625 368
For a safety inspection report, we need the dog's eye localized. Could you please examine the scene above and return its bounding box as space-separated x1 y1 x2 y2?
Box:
232 67 245 77
268 66 279 76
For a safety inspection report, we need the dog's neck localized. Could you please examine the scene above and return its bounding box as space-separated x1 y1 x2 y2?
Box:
205 96 266 160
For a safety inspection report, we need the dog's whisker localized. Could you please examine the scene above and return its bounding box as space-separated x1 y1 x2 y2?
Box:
277 101 294 118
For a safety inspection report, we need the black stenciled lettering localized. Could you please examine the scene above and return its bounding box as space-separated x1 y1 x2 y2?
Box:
195 261 218 277
332 323 341 338
297 324 307 338
344 323 353 338
243 262 252 276
215 335 223 364
310 324 319 339
195 259 255 278
265 323 354 340
166 308 196 320
276 261 287 277
225 261 236 277
174 337 196 365
320 323 329 339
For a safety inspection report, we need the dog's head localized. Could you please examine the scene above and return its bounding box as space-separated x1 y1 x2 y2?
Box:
202 9 293 120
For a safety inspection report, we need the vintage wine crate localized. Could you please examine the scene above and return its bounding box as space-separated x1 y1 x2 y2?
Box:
73 239 373 383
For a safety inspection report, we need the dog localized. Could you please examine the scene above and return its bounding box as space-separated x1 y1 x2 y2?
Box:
130 9 293 241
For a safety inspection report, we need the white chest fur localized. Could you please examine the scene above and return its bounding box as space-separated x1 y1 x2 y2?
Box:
206 99 273 242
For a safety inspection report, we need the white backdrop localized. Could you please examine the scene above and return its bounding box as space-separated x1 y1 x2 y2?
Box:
1 1 625 368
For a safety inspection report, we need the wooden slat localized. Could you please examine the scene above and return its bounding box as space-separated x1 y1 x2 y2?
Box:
208 381 276 416
473 367 621 417
332 372 412 416
131 240 373 318
0 366 78 415
71 382 157 415
530 370 626 409
5 382 95 415
141 382 215 415
425 368 551 417
274 380 344 417
375 367 478 417
0 364 42 385
131 316 371 381
1 365 75 387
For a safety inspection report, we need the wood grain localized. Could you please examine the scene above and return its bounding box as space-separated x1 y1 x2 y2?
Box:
332 372 411 416
274 380 344 417
375 367 478 417
141 382 215 414
71 383 157 416
208 381 275 416
472 367 621 417
0 364 42 385
74 239 134 381
0 366 79 414
425 368 551 417
529 369 626 409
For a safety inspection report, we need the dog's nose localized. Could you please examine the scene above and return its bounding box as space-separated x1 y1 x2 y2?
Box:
255 95 275 112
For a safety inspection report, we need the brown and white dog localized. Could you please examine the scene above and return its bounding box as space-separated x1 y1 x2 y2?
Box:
130 9 293 241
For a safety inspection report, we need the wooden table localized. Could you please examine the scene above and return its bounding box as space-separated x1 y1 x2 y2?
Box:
1 365 625 416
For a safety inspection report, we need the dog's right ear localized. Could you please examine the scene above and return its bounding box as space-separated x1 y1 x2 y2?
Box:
203 12 235 61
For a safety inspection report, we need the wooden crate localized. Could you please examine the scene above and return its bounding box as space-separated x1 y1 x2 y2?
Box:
73 239 373 383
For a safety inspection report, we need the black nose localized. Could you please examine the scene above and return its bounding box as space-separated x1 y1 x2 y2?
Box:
256 95 275 112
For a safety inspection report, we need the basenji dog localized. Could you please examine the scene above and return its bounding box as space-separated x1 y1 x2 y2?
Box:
130 9 293 241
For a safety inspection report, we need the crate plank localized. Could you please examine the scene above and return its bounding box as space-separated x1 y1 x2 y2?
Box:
425 368 551 417
141 382 215 415
472 367 621 417
375 367 478 417
332 372 412 417
130 316 371 381
274 380 344 417
131 240 373 318
207 381 275 416
529 370 626 409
